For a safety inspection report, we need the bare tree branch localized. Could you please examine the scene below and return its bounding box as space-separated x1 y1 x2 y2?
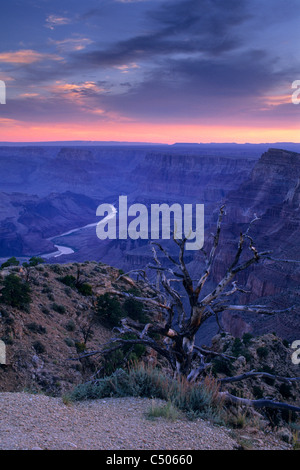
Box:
215 304 295 316
219 370 300 385
194 205 225 298
220 391 300 413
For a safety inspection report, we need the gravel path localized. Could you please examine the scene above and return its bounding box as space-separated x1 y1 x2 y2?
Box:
0 393 291 450
0 392 238 450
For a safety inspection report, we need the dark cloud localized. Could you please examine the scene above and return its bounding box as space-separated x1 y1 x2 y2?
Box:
97 49 297 122
72 0 249 69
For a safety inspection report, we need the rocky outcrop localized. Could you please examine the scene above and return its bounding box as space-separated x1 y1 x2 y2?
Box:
210 331 300 420
221 311 253 338
210 149 300 340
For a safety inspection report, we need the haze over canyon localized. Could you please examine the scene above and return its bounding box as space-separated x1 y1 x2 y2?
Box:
1 142 300 343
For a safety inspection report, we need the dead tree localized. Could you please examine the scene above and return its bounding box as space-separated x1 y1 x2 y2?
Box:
84 208 294 375
78 206 300 412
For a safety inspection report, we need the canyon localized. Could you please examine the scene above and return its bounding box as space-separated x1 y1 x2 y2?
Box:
0 143 300 342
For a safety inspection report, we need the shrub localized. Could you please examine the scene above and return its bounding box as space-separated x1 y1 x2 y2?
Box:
258 365 276 385
279 383 293 399
211 356 234 377
40 306 50 315
95 293 124 328
1 257 20 269
32 340 45 354
58 275 93 296
65 319 76 331
26 322 47 334
75 341 86 353
123 298 148 323
232 338 244 357
42 286 52 294
68 364 223 423
0 274 31 309
146 401 181 421
65 338 75 347
27 257 45 267
52 303 66 314
77 283 93 296
242 333 253 346
101 333 146 376
3 316 14 326
253 385 264 399
64 287 73 297
257 346 269 359
50 264 63 274
59 275 76 288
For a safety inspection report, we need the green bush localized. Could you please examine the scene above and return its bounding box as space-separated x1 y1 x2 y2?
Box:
256 346 269 359
211 356 234 377
26 322 47 334
52 303 66 314
58 275 93 296
27 256 45 267
65 319 76 331
77 283 93 296
0 274 31 309
95 293 124 328
232 338 244 357
1 257 20 269
50 264 63 274
242 333 253 346
32 340 46 354
123 298 148 323
75 341 86 353
40 306 50 315
42 285 52 294
101 333 146 376
59 275 77 288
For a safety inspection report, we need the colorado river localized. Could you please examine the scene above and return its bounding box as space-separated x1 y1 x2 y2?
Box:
42 206 117 259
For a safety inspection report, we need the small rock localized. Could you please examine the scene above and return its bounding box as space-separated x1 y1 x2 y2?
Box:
236 355 246 365
277 427 293 444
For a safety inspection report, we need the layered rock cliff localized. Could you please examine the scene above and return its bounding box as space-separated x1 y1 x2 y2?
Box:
209 149 300 340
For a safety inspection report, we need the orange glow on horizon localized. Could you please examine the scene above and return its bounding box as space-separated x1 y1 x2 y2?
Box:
0 120 299 144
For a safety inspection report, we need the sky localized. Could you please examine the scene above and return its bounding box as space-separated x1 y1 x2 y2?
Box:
0 0 299 144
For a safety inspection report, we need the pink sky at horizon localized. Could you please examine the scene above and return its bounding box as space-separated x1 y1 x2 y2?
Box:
0 120 299 144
